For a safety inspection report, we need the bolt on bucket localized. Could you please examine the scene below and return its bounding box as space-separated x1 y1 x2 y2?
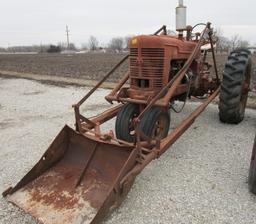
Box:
3 125 138 224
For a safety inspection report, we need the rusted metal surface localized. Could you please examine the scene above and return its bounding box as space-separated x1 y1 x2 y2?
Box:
3 21 222 224
128 36 198 100
106 84 190 106
82 105 123 130
5 126 137 224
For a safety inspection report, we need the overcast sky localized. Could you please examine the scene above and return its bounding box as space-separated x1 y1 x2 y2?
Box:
1 0 256 47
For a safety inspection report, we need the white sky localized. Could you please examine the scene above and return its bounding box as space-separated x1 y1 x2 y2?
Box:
1 0 256 47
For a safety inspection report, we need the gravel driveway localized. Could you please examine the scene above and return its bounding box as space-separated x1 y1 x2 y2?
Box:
0 77 256 224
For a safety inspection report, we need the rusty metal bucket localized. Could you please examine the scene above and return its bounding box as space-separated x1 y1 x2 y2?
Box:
3 125 137 224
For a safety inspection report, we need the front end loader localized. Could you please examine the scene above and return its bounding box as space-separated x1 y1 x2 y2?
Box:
3 1 252 223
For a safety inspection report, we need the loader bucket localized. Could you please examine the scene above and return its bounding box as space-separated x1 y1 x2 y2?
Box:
3 125 138 224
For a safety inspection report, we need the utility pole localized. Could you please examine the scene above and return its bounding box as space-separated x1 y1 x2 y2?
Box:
66 25 70 50
40 41 43 53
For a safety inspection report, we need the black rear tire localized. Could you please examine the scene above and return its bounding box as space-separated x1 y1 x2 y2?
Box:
115 103 139 142
249 135 256 194
219 49 252 124
140 107 170 140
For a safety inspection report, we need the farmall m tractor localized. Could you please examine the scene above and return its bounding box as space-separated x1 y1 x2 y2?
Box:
3 1 252 224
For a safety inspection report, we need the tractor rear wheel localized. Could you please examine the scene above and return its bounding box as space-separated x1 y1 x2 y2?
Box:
219 49 252 124
249 135 256 194
115 103 139 142
140 107 170 140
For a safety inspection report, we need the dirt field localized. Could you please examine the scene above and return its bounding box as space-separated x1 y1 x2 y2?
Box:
0 53 128 82
0 53 255 84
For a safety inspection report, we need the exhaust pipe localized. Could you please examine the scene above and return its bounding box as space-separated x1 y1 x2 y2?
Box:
176 0 187 32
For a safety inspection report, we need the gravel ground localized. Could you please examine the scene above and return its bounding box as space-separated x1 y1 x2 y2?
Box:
1 77 256 224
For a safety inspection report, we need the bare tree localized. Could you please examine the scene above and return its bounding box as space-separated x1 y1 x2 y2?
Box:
214 28 223 53
213 28 250 53
109 37 124 52
214 28 229 53
230 35 242 51
123 36 134 50
238 40 250 48
217 36 231 53
213 27 223 40
88 36 99 51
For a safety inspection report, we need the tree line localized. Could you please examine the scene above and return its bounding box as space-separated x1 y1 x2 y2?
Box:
0 32 252 53
0 36 132 53
214 29 251 53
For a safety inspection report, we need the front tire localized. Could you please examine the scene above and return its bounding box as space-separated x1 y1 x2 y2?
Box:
140 107 170 140
115 103 139 142
219 49 252 124
115 104 170 142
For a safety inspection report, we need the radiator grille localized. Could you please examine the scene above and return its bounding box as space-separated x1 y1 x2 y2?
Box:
130 48 138 57
130 48 165 89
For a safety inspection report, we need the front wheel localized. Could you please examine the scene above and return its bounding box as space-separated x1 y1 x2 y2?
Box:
115 104 170 142
115 103 139 142
140 107 170 140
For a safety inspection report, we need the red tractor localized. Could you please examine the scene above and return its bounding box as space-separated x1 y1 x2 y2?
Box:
3 1 253 223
